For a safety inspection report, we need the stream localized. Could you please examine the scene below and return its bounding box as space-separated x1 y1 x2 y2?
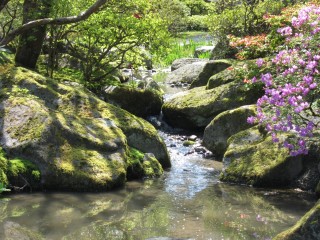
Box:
0 126 317 240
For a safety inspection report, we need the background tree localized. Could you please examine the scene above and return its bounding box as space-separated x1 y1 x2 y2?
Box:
0 0 108 68
15 0 52 68
62 0 170 91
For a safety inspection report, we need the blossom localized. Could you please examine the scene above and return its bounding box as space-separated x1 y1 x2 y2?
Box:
248 5 320 156
256 58 265 67
277 26 293 36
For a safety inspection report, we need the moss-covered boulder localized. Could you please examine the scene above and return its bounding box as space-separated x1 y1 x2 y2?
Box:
203 105 257 159
0 65 170 191
273 201 320 240
162 81 263 130
103 85 163 118
220 127 303 187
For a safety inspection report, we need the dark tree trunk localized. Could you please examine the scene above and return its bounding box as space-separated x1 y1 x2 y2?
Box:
15 0 51 68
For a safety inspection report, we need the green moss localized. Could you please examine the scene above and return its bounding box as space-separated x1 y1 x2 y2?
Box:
220 128 301 187
7 158 41 182
126 148 163 179
4 98 49 143
1 65 168 191
126 147 145 180
142 154 163 177
0 147 8 185
50 142 127 191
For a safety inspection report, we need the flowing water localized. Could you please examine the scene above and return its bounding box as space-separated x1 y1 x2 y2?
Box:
0 129 316 240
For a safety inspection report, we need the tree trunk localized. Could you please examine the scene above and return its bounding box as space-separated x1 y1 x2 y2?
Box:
15 0 52 68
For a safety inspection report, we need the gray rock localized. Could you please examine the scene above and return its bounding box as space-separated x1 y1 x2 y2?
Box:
166 60 231 89
188 135 197 141
171 58 208 71
194 46 215 58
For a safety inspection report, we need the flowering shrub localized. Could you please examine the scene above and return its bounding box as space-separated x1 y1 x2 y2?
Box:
248 5 320 156
228 34 269 60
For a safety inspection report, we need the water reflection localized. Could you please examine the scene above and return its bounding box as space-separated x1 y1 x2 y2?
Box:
0 177 316 240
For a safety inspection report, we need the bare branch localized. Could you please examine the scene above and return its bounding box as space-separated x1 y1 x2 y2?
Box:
0 0 10 12
0 0 107 46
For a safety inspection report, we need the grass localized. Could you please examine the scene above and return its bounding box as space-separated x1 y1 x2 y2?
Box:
154 31 214 67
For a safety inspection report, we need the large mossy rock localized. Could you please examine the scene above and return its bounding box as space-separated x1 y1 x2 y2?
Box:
166 60 231 88
273 201 320 240
203 105 257 159
162 81 263 130
103 85 163 118
0 65 170 191
220 127 303 187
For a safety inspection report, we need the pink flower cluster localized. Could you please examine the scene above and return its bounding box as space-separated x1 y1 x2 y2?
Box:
248 5 320 156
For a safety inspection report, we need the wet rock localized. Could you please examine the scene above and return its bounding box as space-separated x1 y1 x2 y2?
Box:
194 146 206 153
188 135 197 141
183 140 195 147
203 151 214 159
171 58 208 71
